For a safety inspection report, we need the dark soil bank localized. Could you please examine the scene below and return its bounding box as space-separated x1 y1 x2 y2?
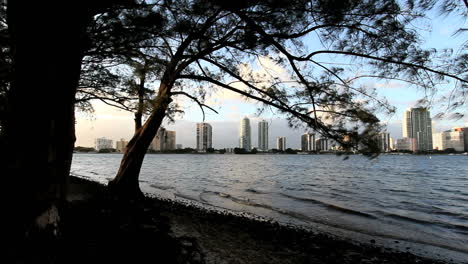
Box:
9 176 459 264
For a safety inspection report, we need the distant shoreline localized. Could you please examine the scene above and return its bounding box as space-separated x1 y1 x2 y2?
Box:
73 151 468 156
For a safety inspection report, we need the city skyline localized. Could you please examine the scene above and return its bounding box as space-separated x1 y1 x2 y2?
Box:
75 98 467 150
82 107 467 151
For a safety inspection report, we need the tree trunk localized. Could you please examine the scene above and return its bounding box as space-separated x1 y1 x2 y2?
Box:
3 1 90 243
134 73 146 132
109 84 172 198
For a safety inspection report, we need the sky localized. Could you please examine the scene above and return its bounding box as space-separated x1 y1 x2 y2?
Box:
75 9 467 149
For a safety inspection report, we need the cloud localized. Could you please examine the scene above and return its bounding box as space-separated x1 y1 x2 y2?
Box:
204 56 292 107
374 81 405 90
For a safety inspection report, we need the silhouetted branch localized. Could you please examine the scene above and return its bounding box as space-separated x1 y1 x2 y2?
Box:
170 91 218 121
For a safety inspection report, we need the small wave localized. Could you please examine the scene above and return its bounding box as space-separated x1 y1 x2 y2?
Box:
245 188 268 194
70 173 91 180
280 193 376 219
174 192 199 202
383 188 408 193
149 184 174 191
200 191 311 222
451 223 468 232
386 213 436 226
387 212 468 237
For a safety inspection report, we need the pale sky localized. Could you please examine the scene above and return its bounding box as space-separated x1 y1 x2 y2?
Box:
75 11 468 149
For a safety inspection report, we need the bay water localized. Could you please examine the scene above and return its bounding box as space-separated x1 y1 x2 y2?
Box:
71 153 468 261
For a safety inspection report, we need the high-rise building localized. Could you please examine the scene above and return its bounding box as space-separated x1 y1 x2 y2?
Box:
166 131 176 150
276 136 286 151
301 133 316 152
433 129 465 152
378 133 391 152
196 122 212 151
453 127 468 151
258 120 269 151
151 128 176 151
95 137 113 151
239 117 251 151
402 107 433 151
115 138 128 153
396 138 417 152
316 138 329 151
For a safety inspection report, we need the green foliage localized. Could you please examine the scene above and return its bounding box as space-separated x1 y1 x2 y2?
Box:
98 148 116 153
76 0 466 158
206 147 215 153
218 148 226 154
234 147 257 154
284 148 297 154
74 146 96 152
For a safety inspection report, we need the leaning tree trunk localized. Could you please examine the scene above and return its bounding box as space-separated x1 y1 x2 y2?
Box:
109 84 173 198
134 73 146 132
3 1 90 244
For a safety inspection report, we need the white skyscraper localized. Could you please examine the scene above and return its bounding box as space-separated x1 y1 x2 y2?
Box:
239 117 251 151
95 137 113 151
196 122 213 151
115 138 128 153
378 133 391 152
258 120 269 151
433 129 465 152
151 128 176 151
277 136 286 151
402 107 433 151
301 133 316 152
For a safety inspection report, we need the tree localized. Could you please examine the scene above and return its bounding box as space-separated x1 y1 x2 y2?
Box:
206 147 215 153
0 0 155 247
3 1 95 240
108 0 467 197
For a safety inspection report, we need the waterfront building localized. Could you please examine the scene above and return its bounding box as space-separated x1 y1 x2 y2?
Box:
151 128 176 151
176 144 183 149
301 133 316 152
196 122 213 151
395 137 417 152
95 137 113 151
239 117 251 151
402 107 433 151
115 138 128 153
315 138 328 151
378 133 391 152
453 127 468 151
433 130 465 152
166 131 176 150
276 136 286 151
258 120 269 151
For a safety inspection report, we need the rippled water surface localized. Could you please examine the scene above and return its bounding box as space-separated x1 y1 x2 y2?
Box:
71 153 468 257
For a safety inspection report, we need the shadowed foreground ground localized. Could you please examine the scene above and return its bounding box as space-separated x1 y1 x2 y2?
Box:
17 176 456 264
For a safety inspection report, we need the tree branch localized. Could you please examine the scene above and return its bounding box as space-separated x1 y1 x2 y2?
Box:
305 50 467 83
170 91 218 121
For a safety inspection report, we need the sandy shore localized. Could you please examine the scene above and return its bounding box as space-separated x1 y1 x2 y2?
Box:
35 176 457 264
